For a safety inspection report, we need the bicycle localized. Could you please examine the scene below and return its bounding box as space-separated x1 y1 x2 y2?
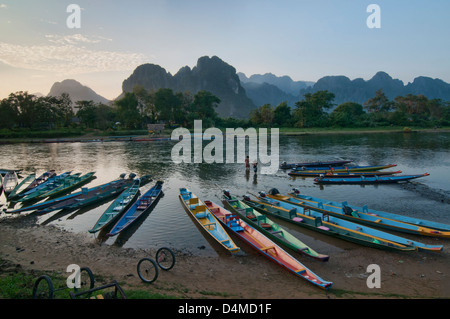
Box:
32 267 95 299
137 247 176 283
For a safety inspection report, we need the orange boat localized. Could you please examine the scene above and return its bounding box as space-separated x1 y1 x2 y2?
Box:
204 200 332 290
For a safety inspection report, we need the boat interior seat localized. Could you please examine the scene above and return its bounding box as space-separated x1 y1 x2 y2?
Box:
189 197 199 206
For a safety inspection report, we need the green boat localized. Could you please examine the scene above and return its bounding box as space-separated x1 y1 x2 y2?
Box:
37 172 96 199
267 190 450 238
248 194 442 252
88 178 141 234
7 174 138 214
15 171 72 202
222 191 329 262
7 173 36 200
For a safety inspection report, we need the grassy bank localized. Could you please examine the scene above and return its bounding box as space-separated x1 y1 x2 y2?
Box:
1 126 449 145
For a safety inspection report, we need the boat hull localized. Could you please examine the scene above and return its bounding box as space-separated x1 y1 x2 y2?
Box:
288 191 450 237
179 188 240 254
89 179 141 234
206 200 332 290
314 173 430 184
222 194 329 261
253 195 442 252
107 181 163 237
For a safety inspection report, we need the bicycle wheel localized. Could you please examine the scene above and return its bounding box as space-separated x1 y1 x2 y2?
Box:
74 267 95 293
156 247 176 271
137 258 159 283
32 275 54 299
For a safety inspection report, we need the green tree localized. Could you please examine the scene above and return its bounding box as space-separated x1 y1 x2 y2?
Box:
364 89 393 113
115 93 142 129
75 100 98 128
273 102 292 126
154 88 182 123
330 102 365 127
293 90 335 127
250 104 274 126
0 97 18 129
188 90 220 127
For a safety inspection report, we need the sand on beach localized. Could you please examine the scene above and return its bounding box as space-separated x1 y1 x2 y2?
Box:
0 214 449 299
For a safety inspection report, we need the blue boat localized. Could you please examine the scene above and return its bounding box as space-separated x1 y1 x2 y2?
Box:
7 174 136 214
280 160 352 170
14 171 72 202
250 193 443 252
88 178 141 234
288 189 450 235
314 173 430 184
107 181 163 237
266 190 450 238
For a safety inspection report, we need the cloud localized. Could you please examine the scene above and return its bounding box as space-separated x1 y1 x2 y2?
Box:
45 34 112 45
0 39 147 75
0 4 7 9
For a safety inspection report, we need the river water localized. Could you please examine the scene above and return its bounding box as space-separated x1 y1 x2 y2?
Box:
1 131 449 257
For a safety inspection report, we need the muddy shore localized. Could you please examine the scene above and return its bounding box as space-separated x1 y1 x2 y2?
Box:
0 212 449 300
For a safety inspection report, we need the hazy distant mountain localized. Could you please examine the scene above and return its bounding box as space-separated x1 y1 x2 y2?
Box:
300 71 450 106
122 56 256 118
238 72 314 96
48 79 110 106
238 72 314 108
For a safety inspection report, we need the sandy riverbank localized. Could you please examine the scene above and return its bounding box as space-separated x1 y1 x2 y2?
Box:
0 212 449 300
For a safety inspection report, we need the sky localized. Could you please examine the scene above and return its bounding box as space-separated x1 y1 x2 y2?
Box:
0 0 449 100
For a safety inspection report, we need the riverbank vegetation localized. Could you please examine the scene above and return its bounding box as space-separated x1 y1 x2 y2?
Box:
1 87 449 139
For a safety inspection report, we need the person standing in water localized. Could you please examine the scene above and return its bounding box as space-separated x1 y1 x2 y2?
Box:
245 156 250 171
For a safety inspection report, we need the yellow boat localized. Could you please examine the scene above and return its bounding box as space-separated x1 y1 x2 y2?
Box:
179 188 240 254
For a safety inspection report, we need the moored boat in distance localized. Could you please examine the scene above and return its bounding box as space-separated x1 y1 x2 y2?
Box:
280 160 352 170
205 200 332 290
294 171 402 178
314 173 430 184
107 180 164 237
289 164 397 177
222 191 329 261
179 188 240 254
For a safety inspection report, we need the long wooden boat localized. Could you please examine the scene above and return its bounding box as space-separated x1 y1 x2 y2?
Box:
292 170 402 178
179 188 240 254
292 164 396 172
107 181 164 237
288 189 450 235
222 192 329 261
243 195 442 252
36 172 96 199
88 179 141 234
289 164 397 176
266 190 450 238
17 172 79 202
280 160 352 170
3 171 18 196
7 173 36 200
314 173 430 184
24 170 57 193
7 174 137 214
206 200 332 290
0 169 23 176
14 171 72 202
